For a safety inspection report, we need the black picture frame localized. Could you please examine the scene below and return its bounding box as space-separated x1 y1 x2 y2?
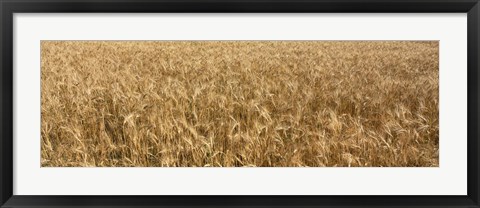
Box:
1 0 479 207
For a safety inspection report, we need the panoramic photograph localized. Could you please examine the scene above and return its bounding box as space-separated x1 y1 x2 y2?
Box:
40 41 439 167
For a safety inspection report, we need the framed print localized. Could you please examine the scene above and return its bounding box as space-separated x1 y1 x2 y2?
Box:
1 0 479 207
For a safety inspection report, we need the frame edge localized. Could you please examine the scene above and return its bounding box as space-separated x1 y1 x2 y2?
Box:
1 0 480 207
468 1 480 206
0 0 14 207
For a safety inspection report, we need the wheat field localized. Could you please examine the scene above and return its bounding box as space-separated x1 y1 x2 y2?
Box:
41 41 439 167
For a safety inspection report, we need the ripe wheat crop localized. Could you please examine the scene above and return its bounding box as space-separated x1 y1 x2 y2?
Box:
41 41 439 167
